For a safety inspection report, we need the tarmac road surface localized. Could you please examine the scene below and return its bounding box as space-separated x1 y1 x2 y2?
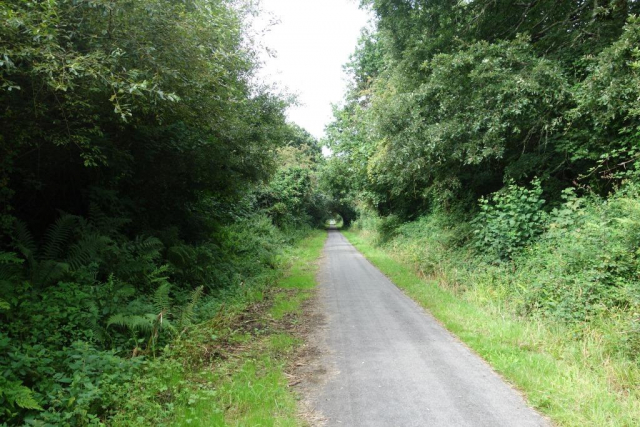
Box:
311 229 549 427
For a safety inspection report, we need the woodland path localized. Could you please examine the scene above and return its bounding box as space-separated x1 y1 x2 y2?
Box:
309 229 549 427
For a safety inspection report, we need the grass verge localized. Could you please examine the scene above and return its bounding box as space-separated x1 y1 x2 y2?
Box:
111 230 326 426
342 229 640 427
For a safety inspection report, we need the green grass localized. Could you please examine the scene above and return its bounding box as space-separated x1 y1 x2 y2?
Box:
112 230 327 426
269 291 311 320
343 229 640 427
170 358 299 427
269 333 303 355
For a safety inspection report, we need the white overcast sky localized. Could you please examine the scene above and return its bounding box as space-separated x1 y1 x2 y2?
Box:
253 0 372 139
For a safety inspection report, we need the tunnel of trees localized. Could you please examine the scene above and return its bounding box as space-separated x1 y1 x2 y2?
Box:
2 0 640 424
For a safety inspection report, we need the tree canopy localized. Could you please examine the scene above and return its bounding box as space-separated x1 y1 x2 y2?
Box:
327 0 640 217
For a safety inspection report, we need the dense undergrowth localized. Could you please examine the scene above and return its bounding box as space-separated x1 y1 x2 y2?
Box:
363 182 640 334
0 215 320 425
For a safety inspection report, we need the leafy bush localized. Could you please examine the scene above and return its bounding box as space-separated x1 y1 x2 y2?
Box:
351 212 381 234
258 163 329 229
511 183 640 323
567 16 640 193
30 342 139 426
0 329 140 425
472 180 548 261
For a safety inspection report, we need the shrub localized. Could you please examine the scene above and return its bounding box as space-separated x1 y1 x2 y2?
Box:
472 179 548 261
512 182 640 323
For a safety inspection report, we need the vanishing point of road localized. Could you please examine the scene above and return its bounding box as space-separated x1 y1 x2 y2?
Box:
309 229 549 427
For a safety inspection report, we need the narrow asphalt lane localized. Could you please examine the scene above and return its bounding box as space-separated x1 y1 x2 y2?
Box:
312 229 549 427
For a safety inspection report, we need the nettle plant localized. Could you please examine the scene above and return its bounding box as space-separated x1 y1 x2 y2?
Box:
473 179 548 261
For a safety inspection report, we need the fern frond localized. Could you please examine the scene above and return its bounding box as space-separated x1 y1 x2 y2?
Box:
14 220 36 262
160 318 176 333
32 260 69 287
66 232 112 270
189 285 204 306
0 378 42 410
90 322 109 343
148 264 170 284
88 202 109 230
134 236 164 258
107 313 156 333
0 251 24 265
166 245 195 270
152 282 171 315
14 386 42 410
115 237 165 280
88 202 132 235
178 285 204 328
0 252 24 286
40 214 78 260
0 265 17 286
115 283 136 299
112 260 139 280
106 313 127 328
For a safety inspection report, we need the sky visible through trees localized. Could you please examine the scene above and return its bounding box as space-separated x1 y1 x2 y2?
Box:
254 0 371 139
